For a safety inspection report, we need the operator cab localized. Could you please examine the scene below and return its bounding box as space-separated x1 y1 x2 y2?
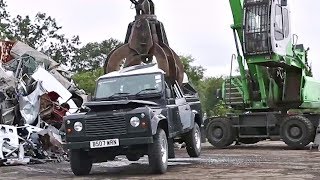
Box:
244 0 291 57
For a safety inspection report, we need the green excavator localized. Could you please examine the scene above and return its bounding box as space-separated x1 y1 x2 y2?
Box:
205 0 320 149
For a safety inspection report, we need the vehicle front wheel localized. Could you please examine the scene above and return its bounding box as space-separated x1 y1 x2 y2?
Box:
185 123 201 157
70 149 92 176
148 128 168 174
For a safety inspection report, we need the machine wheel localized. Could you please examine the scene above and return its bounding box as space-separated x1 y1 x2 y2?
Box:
206 118 235 148
185 123 201 157
239 138 261 144
148 128 168 174
281 116 315 149
70 149 92 176
126 154 141 161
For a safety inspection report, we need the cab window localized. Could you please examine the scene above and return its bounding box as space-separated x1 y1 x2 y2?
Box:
283 8 289 38
275 5 284 40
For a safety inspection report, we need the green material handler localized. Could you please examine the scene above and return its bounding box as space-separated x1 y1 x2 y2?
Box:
205 0 320 149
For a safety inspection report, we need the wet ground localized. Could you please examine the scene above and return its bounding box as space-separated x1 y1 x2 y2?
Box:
1 141 320 180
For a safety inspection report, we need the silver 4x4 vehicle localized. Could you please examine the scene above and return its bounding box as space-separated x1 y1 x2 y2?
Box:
64 64 203 175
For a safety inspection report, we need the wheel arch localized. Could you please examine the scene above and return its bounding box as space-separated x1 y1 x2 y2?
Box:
157 120 169 137
193 112 202 128
151 114 169 137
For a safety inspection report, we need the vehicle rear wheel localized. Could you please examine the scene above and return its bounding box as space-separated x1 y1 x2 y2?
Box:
148 128 168 174
281 116 315 149
185 123 201 157
206 118 235 148
70 149 92 176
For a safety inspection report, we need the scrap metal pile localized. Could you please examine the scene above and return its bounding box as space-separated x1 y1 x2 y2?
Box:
0 40 86 165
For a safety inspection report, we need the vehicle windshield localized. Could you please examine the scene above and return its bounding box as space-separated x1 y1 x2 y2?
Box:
95 73 163 99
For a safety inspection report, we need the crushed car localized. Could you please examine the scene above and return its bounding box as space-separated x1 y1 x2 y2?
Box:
0 40 86 165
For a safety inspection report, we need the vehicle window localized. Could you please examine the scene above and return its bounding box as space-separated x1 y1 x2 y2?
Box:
244 4 269 54
275 5 284 40
283 8 289 38
95 73 163 99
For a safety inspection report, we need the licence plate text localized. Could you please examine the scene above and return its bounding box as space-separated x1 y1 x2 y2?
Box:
90 139 119 149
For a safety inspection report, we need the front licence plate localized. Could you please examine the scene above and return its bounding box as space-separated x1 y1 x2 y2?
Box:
90 139 119 149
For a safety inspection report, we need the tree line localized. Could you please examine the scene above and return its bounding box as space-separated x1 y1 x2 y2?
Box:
0 0 227 117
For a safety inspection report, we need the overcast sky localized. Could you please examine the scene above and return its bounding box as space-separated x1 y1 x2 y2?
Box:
6 0 320 79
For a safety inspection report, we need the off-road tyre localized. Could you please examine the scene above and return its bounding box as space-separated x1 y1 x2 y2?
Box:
185 123 201 157
206 118 235 148
281 115 315 149
148 128 168 174
70 149 92 176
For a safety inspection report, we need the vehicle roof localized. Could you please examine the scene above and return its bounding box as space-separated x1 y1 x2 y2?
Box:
98 64 165 80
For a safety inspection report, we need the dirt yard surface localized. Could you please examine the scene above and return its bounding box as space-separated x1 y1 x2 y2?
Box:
1 141 320 180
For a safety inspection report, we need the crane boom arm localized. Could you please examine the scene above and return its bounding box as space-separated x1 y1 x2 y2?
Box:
229 0 244 44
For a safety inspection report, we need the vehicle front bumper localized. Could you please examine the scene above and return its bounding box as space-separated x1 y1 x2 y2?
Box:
64 136 153 149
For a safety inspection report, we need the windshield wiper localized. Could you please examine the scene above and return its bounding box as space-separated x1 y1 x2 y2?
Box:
108 92 130 98
135 88 158 96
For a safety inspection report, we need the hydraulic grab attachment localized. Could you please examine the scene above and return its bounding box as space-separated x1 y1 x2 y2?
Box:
104 0 184 85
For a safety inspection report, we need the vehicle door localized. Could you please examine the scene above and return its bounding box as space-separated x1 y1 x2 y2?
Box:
173 83 193 131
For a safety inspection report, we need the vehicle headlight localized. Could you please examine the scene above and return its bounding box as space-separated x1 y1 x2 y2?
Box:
130 117 140 127
74 122 83 132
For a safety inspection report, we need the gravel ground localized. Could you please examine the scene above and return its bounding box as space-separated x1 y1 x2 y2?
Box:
1 141 320 180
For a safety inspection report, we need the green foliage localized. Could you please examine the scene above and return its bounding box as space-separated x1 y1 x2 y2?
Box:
71 38 122 72
210 101 229 117
197 77 226 117
179 55 228 117
0 0 11 39
72 38 122 94
72 68 104 94
180 55 205 87
0 0 80 65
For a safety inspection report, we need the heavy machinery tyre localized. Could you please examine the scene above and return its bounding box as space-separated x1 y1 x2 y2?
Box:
206 118 235 148
148 128 168 174
185 123 201 157
281 116 315 149
70 149 92 176
126 154 141 161
239 138 261 144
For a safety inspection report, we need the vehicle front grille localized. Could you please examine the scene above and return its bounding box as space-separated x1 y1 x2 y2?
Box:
84 115 127 137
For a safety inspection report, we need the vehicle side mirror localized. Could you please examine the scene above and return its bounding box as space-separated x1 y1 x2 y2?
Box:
216 89 222 100
281 0 287 6
165 88 172 98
